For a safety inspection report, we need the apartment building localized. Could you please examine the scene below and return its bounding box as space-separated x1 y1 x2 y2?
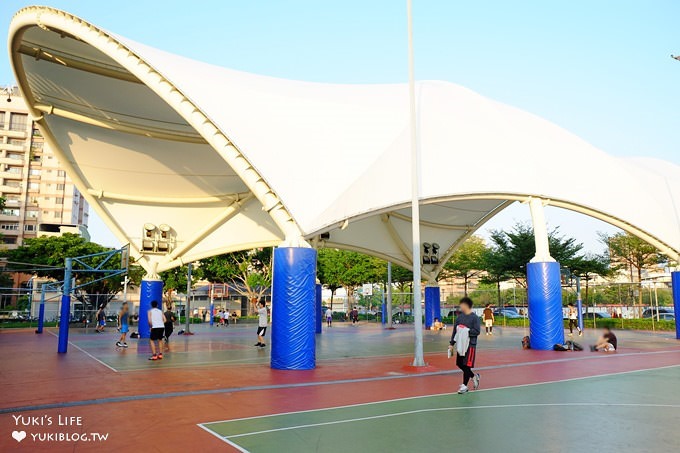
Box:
0 86 89 249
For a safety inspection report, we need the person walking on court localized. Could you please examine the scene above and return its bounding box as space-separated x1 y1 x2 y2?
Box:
164 303 176 351
254 301 268 348
148 300 166 361
449 297 481 394
482 303 495 335
116 302 129 348
325 307 333 327
351 307 359 324
95 304 106 333
567 303 582 336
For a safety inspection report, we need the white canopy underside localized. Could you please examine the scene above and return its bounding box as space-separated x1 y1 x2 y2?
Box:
8 6 680 275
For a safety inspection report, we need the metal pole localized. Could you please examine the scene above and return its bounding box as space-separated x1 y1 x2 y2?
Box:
123 276 129 303
36 286 46 334
407 0 424 367
575 275 583 332
26 277 34 327
387 261 393 328
185 263 192 334
209 283 214 327
654 283 659 322
57 258 72 353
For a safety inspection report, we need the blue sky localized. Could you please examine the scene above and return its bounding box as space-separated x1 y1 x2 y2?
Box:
2 1 678 252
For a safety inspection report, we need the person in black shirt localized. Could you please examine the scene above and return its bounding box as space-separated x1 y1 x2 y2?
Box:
163 303 177 351
591 327 617 352
449 297 481 394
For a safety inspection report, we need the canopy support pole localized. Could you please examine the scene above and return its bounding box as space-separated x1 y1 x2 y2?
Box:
407 0 424 367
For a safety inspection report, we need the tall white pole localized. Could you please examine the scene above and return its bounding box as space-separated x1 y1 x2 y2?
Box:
407 0 425 367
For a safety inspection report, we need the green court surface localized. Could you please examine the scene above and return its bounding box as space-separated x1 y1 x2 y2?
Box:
200 365 680 453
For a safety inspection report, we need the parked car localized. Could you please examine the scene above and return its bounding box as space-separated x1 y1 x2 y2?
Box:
496 309 523 319
583 312 611 319
642 308 674 318
494 307 520 316
657 313 675 321
447 309 461 318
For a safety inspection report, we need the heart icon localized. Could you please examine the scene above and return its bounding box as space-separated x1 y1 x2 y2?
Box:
12 430 26 442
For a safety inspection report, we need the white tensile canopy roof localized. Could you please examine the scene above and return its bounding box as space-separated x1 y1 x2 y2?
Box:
8 6 680 277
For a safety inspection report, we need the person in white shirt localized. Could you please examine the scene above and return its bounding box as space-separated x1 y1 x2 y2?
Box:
254 301 268 348
147 300 167 361
325 308 333 327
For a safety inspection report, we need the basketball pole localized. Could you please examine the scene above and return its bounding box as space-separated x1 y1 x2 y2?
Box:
407 0 425 367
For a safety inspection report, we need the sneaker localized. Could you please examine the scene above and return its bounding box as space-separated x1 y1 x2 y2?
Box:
578 331 583 337
472 373 481 390
157 353 163 360
254 342 262 347
116 341 123 347
259 343 266 348
123 343 128 348
148 355 158 361
457 384 469 394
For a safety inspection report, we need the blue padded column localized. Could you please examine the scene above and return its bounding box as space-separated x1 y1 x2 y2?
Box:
315 283 322 334
672 271 680 340
381 302 387 325
424 286 441 329
271 247 317 370
138 279 163 339
527 262 564 350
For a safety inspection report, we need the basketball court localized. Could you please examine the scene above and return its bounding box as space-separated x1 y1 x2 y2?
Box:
2 323 680 452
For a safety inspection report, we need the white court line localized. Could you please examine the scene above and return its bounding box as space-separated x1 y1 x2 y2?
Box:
202 362 680 426
225 402 680 439
48 330 118 373
197 423 249 452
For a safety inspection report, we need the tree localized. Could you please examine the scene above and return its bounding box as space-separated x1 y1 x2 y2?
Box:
569 253 612 305
600 232 662 306
317 249 383 311
480 243 513 306
199 248 273 315
480 222 585 305
440 236 487 295
5 234 136 310
159 264 203 307
487 222 585 286
317 249 343 311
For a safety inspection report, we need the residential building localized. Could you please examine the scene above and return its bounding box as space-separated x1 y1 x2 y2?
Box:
0 86 89 250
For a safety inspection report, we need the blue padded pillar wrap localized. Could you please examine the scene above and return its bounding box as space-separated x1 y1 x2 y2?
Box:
672 272 680 340
139 279 163 339
527 262 564 350
271 247 317 370
315 283 322 334
424 286 441 329
381 302 387 325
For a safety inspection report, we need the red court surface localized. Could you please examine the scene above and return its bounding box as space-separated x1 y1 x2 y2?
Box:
1 324 679 452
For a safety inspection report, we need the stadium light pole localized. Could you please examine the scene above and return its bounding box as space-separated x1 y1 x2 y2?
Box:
407 0 425 367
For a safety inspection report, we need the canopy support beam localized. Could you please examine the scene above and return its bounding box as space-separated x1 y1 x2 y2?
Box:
168 193 255 260
33 103 206 144
381 213 414 266
88 189 250 205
